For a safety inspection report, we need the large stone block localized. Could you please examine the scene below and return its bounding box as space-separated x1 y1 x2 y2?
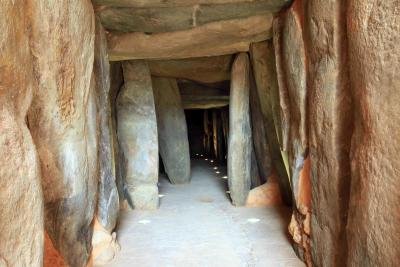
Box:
305 0 352 266
117 61 159 210
107 15 273 60
27 1 97 265
346 0 400 265
250 41 292 205
152 77 191 184
0 1 44 266
94 17 120 233
227 53 252 206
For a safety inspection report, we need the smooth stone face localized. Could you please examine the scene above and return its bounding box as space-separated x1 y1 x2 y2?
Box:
107 15 273 60
152 77 191 184
94 17 120 232
227 53 252 206
0 1 44 266
304 0 352 266
27 1 97 265
249 41 292 205
347 0 400 265
117 61 159 210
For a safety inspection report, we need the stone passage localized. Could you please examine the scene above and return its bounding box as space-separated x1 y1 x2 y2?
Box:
117 61 159 210
103 159 304 267
152 77 191 184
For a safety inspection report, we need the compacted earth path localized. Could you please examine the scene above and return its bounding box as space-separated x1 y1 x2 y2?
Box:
105 159 304 267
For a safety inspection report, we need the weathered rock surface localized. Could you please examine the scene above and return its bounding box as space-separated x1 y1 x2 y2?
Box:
305 0 352 266
0 2 44 266
273 3 310 263
107 15 273 60
250 146 262 188
152 77 191 184
117 61 159 210
148 55 233 84
346 1 400 265
246 174 283 207
109 62 125 205
98 1 289 33
93 0 290 8
179 81 230 110
27 1 97 266
228 53 252 206
249 69 272 183
250 41 292 205
94 17 120 233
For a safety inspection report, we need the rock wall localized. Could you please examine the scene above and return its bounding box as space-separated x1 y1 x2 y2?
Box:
152 77 191 184
27 1 97 266
273 0 400 266
117 61 159 210
0 1 44 266
228 53 252 206
346 0 400 265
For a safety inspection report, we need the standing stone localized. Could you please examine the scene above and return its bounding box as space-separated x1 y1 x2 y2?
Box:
203 110 212 155
273 3 310 263
109 62 125 204
347 1 400 265
27 1 97 266
117 61 159 210
250 41 292 205
305 1 352 266
153 77 191 184
228 53 252 206
94 17 120 232
0 1 43 266
249 69 271 183
212 110 219 159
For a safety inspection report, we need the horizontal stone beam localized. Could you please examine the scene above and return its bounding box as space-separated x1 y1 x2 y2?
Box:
94 0 291 8
178 81 229 96
97 1 290 32
148 56 233 83
182 98 229 109
108 15 273 60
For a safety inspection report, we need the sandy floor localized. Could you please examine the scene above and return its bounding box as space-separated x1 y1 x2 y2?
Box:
104 158 304 267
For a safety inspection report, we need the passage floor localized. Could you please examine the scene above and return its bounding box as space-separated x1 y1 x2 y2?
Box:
104 159 304 267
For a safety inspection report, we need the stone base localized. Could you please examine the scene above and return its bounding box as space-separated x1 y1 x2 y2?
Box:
246 174 282 207
92 221 120 266
128 185 159 210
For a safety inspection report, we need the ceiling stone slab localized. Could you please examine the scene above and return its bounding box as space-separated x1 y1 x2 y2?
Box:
148 55 233 83
98 0 290 32
93 0 291 8
107 15 273 60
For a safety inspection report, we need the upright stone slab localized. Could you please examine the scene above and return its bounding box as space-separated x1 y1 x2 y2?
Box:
94 17 120 232
0 2 44 266
117 61 159 210
249 69 271 183
347 1 400 265
228 53 252 206
27 2 97 266
152 77 191 184
250 41 292 205
305 1 352 266
273 4 310 263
